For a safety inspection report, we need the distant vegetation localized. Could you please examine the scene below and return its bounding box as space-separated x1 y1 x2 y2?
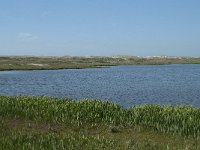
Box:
1 96 200 149
0 56 200 70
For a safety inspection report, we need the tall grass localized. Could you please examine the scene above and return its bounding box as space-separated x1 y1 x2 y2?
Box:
128 105 200 137
1 96 200 137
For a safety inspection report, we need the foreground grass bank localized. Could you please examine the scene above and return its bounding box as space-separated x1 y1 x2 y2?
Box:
1 56 200 70
1 96 200 149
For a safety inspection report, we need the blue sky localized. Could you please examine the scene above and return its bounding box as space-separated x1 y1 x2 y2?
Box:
0 0 200 56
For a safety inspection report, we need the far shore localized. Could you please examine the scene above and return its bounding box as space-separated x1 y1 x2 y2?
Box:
0 56 200 71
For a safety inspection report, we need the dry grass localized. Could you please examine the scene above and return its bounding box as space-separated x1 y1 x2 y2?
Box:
0 56 200 70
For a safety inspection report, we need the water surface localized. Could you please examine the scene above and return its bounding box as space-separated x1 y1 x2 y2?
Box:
0 64 200 107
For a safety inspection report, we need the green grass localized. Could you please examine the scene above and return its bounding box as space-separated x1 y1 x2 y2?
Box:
0 127 118 150
1 96 200 149
1 56 200 70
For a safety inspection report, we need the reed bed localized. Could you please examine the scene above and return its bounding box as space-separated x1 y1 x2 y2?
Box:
1 96 200 137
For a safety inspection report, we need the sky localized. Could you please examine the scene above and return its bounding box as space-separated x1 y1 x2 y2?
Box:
0 0 200 56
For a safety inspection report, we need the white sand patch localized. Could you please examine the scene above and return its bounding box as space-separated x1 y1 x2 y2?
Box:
28 63 48 66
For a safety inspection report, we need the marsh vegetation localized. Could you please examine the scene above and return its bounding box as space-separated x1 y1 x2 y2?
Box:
1 96 200 149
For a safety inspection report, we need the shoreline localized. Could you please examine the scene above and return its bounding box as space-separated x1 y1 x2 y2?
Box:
1 56 200 71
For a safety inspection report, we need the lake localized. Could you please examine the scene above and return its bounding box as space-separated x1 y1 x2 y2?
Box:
0 64 200 107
